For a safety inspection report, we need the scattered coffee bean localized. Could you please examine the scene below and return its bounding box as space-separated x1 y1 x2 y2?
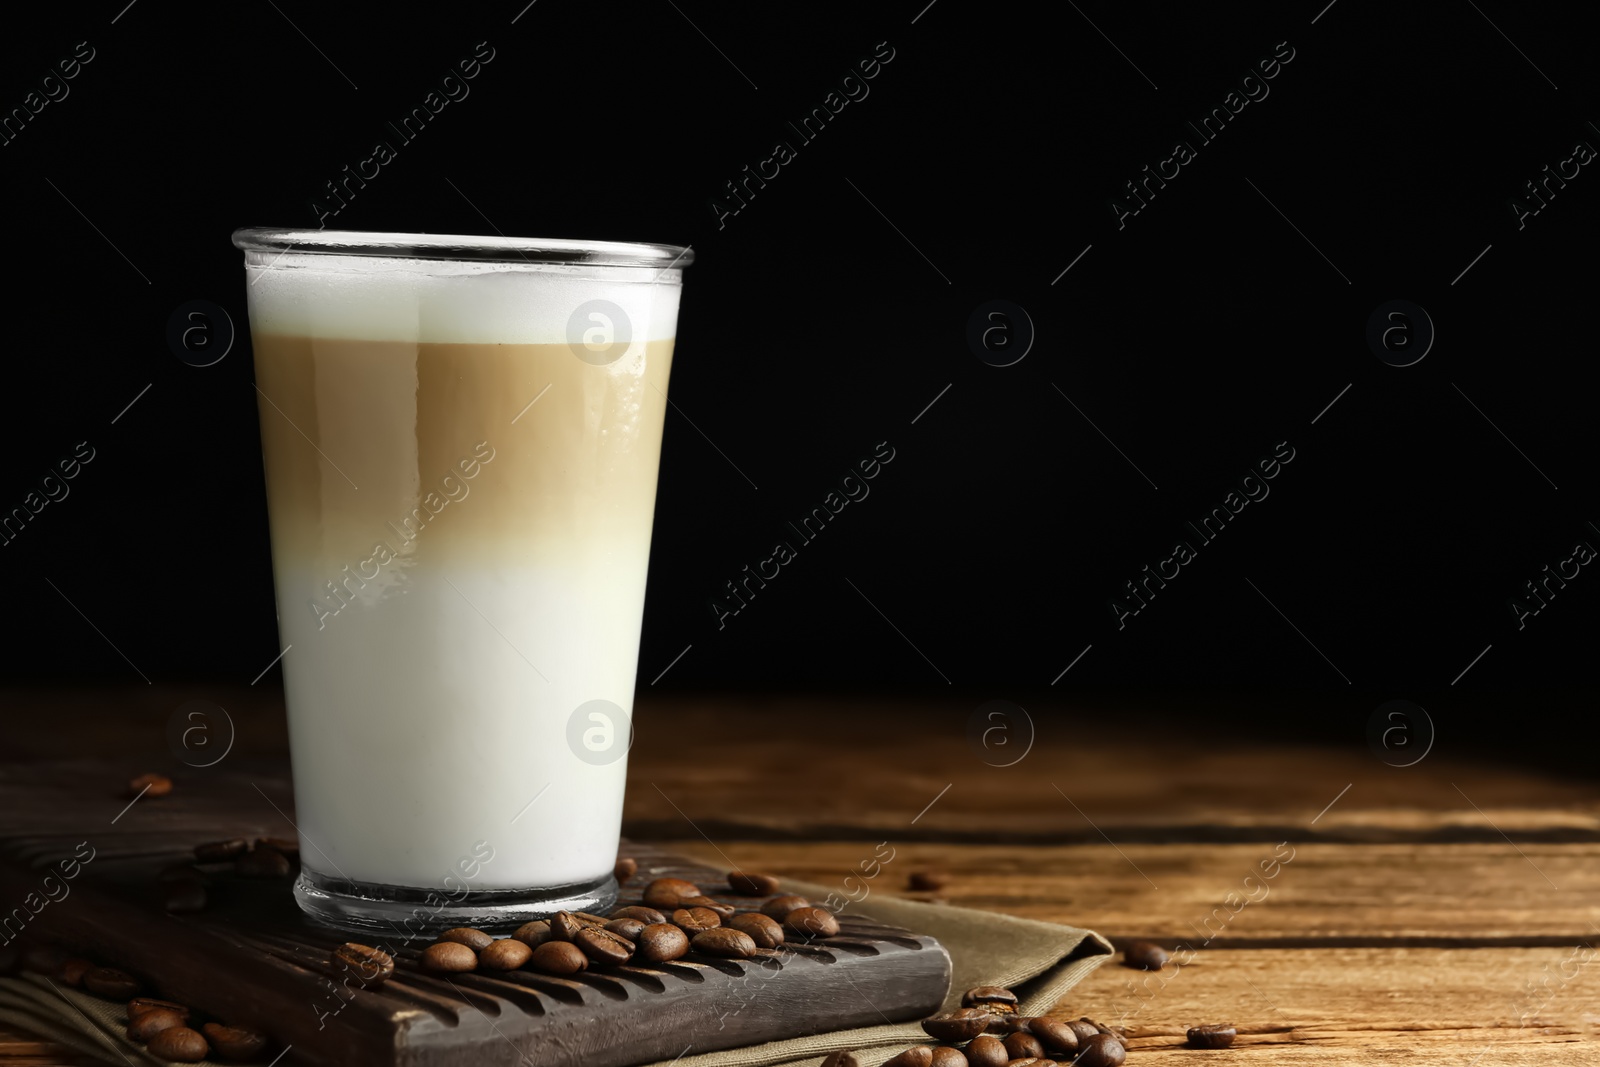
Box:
614 857 638 882
609 906 666 925
236 847 291 879
550 912 591 942
962 985 1019 1014
438 927 495 951
1122 940 1168 970
163 876 207 914
964 1035 1008 1067
1002 1032 1044 1060
193 839 248 863
672 907 722 933
58 958 93 986
420 942 477 974
127 1007 186 1042
203 1022 268 1061
760 894 810 920
728 871 781 896
784 906 840 939
148 1025 209 1062
921 1008 991 1042
575 927 636 965
479 938 534 971
1186 1024 1236 1049
983 1014 1032 1035
692 928 757 959
908 870 948 891
84 967 141 999
331 943 395 988
129 773 172 798
1075 1033 1126 1067
1027 1019 1080 1056
930 1047 968 1067
512 920 552 948
1065 1021 1100 1043
529 940 587 976
127 998 190 1023
606 917 647 941
728 913 784 948
642 877 701 908
820 1052 860 1067
883 1048 933 1067
574 910 611 926
681 895 736 920
636 923 690 963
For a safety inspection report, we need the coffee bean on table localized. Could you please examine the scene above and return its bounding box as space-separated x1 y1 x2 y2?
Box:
819 1052 859 1067
883 1048 933 1067
961 985 1019 1014
1122 940 1168 970
964 1035 1008 1067
908 870 948 891
147 1026 209 1062
1027 1019 1080 1056
1187 1024 1237 1049
760 894 810 920
680 895 735 920
614 857 638 882
575 927 635 965
574 911 611 926
1080 1017 1122 1037
479 939 533 971
438 927 495 951
930 1047 968 1067
728 871 781 896
609 906 666 925
129 773 172 798
236 847 292 878
203 1022 268 1060
420 942 478 974
1003 1032 1044 1060
784 906 840 939
636 923 689 963
256 836 299 858
921 1008 991 1042
606 917 646 941
163 875 207 914
127 1007 186 1042
127 998 190 1022
672 907 722 933
84 967 141 999
728 913 784 948
529 941 587 976
331 943 395 987
194 838 248 863
691 928 757 959
642 877 701 908
512 920 552 947
550 912 591 941
984 1014 1031 1034
1075 1033 1126 1067
58 958 93 986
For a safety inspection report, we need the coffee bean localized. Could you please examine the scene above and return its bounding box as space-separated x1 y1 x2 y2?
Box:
58 957 93 986
728 913 784 948
784 906 840 939
256 836 299 858
636 923 690 963
1122 940 1168 970
479 938 533 971
964 1036 1008 1067
129 773 172 798
983 1014 1031 1035
1075 1033 1126 1067
512 920 552 947
728 871 781 896
575 927 635 966
930 1047 968 1067
127 1007 186 1042
235 847 291 878
606 917 646 941
193 838 248 863
961 985 1018 1014
529 940 587 976
921 1008 991 1042
642 877 701 908
203 1022 268 1061
1186 1024 1236 1049
575 911 611 927
760 894 810 920
614 857 638 882
609 906 666 925
908 870 948 891
692 928 757 959
883 1048 933 1067
127 998 190 1023
331 943 394 987
438 927 495 951
1065 1021 1100 1043
84 967 141 999
671 907 722 933
420 942 477 973
551 911 591 942
820 1052 860 1067
1002 1032 1044 1060
1027 1019 1080 1056
163 876 207 914
147 1026 209 1062
1079 1017 1122 1038
680 895 736 920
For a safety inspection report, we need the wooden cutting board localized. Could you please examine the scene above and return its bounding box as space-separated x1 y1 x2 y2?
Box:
0 761 951 1067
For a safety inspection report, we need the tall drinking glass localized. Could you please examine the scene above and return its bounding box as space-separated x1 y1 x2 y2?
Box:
231 230 690 933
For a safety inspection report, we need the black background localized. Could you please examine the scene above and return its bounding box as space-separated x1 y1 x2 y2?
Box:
0 2 1593 768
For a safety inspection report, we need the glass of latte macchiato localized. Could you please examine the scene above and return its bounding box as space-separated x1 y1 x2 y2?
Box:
232 229 690 933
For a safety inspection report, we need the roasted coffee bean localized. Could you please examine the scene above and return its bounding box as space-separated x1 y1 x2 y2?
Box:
680 895 736 920
929 1047 967 1067
127 998 190 1023
1075 1033 1126 1067
1027 1019 1080 1056
236 847 292 878
148 1026 209 1062
420 941 478 973
203 1022 268 1061
575 927 635 965
961 985 1019 1014
606 917 647 941
819 1052 860 1067
1065 1020 1100 1043
331 943 394 987
691 928 757 959
760 894 810 920
1186 1024 1236 1049
1002 1032 1044 1060
193 838 248 863
551 911 591 942
479 939 533 971
256 835 298 856
614 856 638 882
129 772 172 798
964 1035 1008 1067
728 871 781 896
671 906 722 933
127 1007 186 1042
784 906 840 939
58 957 93 986
163 876 207 914
1122 940 1168 970
983 1014 1032 1035
728 913 784 948
529 940 587 976
84 967 141 999
636 923 690 963
438 927 495 951
1079 1017 1122 1038
921 1008 991 1042
512 920 552 947
883 1048 933 1067
575 911 611 927
908 870 948 891
642 877 701 908
609 905 666 925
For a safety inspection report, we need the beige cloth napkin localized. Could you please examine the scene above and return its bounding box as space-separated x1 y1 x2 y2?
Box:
0 877 1112 1067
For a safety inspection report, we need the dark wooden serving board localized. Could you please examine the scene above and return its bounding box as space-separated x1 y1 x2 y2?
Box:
0 761 950 1067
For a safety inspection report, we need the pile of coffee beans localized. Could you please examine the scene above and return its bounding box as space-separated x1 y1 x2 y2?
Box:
844 986 1132 1067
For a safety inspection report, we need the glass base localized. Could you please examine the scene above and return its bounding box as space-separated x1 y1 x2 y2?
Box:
293 867 619 937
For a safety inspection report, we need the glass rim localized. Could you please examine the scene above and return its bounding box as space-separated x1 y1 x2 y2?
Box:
231 228 694 268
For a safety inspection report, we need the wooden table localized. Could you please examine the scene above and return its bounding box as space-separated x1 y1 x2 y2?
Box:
4 687 1598 1064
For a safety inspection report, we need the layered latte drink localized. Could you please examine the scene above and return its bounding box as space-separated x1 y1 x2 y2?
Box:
232 230 690 932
